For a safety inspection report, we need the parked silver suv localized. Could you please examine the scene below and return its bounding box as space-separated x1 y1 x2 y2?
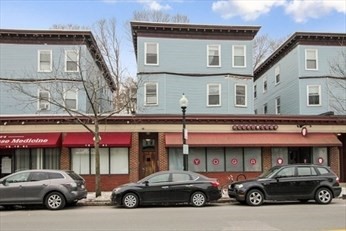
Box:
0 169 87 210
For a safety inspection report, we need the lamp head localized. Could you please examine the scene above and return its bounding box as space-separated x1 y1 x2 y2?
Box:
179 93 188 108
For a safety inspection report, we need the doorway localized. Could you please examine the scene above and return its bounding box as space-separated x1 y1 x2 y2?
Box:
139 133 158 179
288 147 311 164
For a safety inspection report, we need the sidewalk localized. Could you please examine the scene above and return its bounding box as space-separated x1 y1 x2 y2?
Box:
78 186 346 206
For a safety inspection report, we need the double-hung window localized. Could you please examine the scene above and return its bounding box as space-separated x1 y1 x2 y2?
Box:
263 103 268 114
38 90 50 110
235 84 247 107
145 43 159 65
232 45 246 68
275 97 281 114
144 83 158 105
64 88 78 110
207 84 221 106
275 66 280 84
207 45 221 67
307 85 321 106
305 49 318 70
254 85 257 99
38 50 52 72
263 77 267 93
65 50 79 72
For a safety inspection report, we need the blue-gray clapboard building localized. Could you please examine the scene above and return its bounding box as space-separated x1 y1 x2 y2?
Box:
131 21 260 114
254 32 346 115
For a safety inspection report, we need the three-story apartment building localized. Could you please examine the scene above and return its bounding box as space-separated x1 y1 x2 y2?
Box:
0 29 115 115
131 21 260 114
254 32 346 115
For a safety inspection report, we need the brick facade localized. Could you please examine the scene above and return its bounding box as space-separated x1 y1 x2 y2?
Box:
329 146 340 177
158 132 168 171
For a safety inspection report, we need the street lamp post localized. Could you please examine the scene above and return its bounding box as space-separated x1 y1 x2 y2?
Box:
179 94 189 171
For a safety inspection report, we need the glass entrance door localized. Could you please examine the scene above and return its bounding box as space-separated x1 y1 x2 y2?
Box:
288 147 312 164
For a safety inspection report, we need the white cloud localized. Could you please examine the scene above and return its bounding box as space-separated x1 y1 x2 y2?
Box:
212 0 285 21
137 0 171 11
284 0 346 23
212 0 346 23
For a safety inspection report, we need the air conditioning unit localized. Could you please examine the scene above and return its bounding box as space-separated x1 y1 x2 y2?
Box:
40 103 49 110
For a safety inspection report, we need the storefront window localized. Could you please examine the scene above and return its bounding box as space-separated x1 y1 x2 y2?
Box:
188 148 206 172
244 148 262 172
110 148 129 174
272 148 288 167
72 148 90 174
225 148 243 171
14 148 60 171
91 148 109 174
207 148 224 172
72 147 129 174
312 147 328 166
168 148 183 170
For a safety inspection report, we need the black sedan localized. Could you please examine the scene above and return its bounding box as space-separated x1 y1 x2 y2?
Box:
111 170 222 208
228 164 342 206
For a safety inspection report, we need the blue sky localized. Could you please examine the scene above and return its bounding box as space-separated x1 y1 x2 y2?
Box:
1 0 345 76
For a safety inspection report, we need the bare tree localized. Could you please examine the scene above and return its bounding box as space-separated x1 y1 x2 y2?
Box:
328 49 346 114
253 34 286 69
4 43 130 197
132 10 189 23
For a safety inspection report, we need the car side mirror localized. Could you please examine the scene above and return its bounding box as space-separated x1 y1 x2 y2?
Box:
143 181 149 186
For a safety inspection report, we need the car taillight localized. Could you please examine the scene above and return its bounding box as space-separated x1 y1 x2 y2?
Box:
336 177 339 184
211 181 220 188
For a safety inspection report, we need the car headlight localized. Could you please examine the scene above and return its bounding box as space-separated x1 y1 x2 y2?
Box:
235 184 243 189
113 187 122 193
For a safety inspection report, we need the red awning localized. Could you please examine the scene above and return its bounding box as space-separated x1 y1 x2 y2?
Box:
165 133 342 147
0 133 62 149
63 132 131 147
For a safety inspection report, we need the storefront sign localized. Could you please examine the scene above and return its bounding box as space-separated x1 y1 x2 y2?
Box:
0 134 61 148
250 158 257 165
277 158 284 165
231 158 238 166
318 157 324 164
212 158 220 165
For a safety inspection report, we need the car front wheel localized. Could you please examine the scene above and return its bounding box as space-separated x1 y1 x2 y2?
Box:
191 191 206 207
122 193 139 208
246 189 264 206
45 192 66 210
315 188 332 204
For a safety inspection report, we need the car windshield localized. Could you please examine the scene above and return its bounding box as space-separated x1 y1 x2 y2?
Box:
258 166 282 178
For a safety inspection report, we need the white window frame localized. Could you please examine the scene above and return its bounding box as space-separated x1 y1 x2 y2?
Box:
64 88 78 110
37 89 50 111
38 50 52 72
232 45 246 68
145 42 159 65
235 84 247 107
207 84 221 106
144 82 158 106
307 85 321 106
207 44 221 67
65 50 79 72
275 66 280 85
305 49 318 70
275 97 281 114
263 77 267 93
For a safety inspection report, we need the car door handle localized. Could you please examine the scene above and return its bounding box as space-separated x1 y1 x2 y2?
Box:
161 186 169 189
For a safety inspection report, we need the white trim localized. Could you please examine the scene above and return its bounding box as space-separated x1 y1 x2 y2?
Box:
64 88 78 110
275 66 280 85
144 42 159 66
234 84 247 107
144 82 158 106
307 85 321 106
275 97 281 114
207 44 221 67
65 50 79 72
305 49 318 70
37 50 52 72
37 89 50 111
207 83 221 106
232 45 246 68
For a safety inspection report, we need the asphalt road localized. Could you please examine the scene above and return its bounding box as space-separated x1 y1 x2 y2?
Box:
1 200 345 231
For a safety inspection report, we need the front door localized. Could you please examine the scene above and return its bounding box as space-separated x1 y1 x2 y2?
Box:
139 133 158 179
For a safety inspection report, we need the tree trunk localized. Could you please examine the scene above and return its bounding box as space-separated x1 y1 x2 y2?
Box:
94 122 101 197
